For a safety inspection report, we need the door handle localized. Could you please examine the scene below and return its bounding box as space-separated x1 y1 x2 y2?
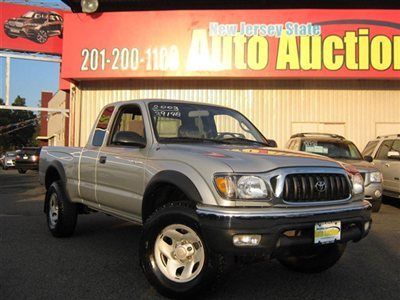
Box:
99 156 107 164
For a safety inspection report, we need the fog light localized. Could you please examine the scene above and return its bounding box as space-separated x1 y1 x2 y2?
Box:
364 221 371 232
233 234 261 247
374 190 382 198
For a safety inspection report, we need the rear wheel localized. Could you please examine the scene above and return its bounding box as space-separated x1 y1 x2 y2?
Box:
45 181 77 237
140 202 224 298
278 243 346 273
18 169 26 174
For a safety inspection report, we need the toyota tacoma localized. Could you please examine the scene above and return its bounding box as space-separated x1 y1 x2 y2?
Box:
39 100 371 297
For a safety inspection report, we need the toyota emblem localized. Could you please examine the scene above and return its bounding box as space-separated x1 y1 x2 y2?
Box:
315 180 327 192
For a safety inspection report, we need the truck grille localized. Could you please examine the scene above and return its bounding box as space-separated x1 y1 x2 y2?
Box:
283 173 351 202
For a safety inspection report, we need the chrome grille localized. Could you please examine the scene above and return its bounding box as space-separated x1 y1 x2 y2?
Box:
283 173 351 202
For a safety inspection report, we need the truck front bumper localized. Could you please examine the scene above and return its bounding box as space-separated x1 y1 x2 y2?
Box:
196 200 372 257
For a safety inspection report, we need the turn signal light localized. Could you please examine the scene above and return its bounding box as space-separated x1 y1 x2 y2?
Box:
233 234 261 247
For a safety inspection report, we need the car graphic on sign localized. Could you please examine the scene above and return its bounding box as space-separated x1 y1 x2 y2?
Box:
3 11 63 44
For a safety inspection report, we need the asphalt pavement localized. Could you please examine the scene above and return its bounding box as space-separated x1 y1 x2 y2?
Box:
1 169 399 299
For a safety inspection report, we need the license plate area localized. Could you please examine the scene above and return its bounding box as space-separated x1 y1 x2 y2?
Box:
314 221 341 244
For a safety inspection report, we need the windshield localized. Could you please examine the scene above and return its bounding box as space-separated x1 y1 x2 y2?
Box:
148 102 266 145
22 11 45 19
301 140 363 160
22 11 35 18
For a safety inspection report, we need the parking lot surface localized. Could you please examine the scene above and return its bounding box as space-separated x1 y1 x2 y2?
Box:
1 169 399 299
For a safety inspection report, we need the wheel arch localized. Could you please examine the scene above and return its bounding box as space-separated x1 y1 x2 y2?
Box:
44 161 67 190
142 170 203 223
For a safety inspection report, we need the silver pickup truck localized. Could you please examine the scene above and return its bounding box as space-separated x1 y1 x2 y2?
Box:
39 99 371 297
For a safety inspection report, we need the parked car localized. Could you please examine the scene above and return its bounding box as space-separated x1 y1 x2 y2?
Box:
0 153 5 169
15 147 41 174
2 151 17 170
39 100 371 297
4 11 63 44
286 133 383 212
362 134 400 199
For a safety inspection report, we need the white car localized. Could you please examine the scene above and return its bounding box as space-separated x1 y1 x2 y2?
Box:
3 151 17 170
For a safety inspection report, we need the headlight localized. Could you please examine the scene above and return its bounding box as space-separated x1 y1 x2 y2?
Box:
369 171 382 183
214 175 269 200
351 173 364 195
31 155 38 162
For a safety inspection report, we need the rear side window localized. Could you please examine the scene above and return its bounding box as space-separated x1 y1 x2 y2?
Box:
376 139 394 159
362 141 379 157
92 106 114 147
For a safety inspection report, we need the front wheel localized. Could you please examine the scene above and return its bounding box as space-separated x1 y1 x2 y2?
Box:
140 202 223 298
45 181 77 237
278 243 346 273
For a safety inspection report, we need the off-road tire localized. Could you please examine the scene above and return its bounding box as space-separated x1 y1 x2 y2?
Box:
18 169 27 174
278 243 346 273
140 201 225 298
45 180 77 237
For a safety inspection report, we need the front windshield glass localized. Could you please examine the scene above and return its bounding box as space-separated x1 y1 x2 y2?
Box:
148 102 266 145
301 140 363 160
22 11 35 18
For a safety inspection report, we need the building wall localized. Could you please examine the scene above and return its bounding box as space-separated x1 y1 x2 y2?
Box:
70 79 400 149
47 90 68 146
39 91 53 147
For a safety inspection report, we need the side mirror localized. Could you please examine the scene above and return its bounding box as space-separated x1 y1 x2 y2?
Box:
113 131 146 148
266 139 278 148
364 155 373 163
387 150 400 159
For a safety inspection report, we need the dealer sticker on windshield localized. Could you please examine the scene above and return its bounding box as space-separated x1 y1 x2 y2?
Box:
314 221 341 244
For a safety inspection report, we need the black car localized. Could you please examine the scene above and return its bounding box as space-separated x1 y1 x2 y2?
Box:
4 11 63 44
15 147 41 174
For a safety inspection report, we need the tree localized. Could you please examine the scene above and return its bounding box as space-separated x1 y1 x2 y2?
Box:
0 96 38 151
0 98 12 151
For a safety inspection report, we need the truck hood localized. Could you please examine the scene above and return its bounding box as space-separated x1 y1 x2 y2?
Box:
161 144 343 172
338 159 378 173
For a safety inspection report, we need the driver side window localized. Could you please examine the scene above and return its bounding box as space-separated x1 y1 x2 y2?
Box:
110 105 146 146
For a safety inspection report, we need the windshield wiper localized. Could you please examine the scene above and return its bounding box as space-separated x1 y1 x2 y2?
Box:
159 137 228 144
221 137 269 146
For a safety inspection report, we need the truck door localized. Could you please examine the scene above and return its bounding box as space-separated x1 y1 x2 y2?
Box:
96 104 148 220
79 106 115 205
373 139 395 192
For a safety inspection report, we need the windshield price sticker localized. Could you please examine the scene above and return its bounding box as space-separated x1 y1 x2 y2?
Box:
305 145 328 154
152 105 181 118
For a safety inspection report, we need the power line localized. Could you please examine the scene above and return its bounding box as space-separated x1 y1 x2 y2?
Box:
0 119 39 136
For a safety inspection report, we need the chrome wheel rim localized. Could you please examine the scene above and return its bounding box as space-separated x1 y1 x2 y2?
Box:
37 30 47 43
48 193 59 227
154 224 205 283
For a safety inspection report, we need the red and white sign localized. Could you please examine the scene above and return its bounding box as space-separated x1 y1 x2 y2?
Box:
0 2 65 55
61 9 400 79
